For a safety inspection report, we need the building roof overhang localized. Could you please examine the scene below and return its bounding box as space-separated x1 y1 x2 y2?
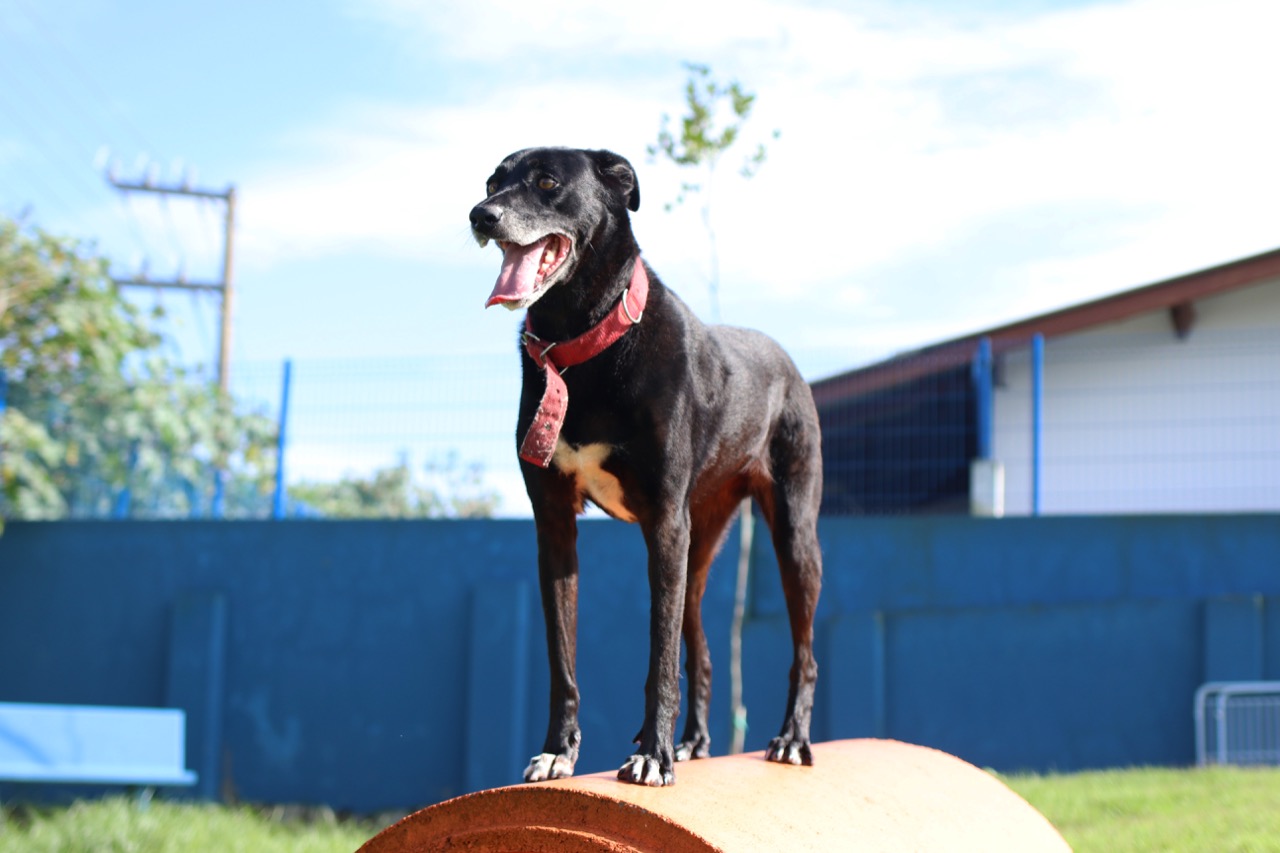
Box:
811 246 1280 406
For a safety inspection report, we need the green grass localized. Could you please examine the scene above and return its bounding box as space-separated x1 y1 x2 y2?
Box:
4 766 1280 852
0 798 387 853
1002 765 1280 852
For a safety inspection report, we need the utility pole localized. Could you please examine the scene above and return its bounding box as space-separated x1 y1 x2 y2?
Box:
106 168 237 393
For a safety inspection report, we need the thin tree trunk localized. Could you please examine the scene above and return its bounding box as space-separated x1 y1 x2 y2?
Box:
729 497 753 753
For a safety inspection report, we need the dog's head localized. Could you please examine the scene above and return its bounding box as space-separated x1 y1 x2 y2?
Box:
470 147 640 311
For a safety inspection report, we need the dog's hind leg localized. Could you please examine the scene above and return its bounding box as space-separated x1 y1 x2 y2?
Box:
675 554 713 762
757 407 823 766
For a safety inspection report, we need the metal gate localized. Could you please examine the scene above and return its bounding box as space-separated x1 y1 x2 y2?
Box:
1194 681 1280 766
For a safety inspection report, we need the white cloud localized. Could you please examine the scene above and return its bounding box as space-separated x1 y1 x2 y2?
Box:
233 83 676 274
344 0 802 62
235 0 1280 359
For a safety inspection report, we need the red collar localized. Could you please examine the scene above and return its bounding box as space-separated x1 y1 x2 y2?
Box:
519 257 649 467
521 257 649 372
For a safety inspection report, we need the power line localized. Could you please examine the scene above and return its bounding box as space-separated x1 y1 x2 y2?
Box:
107 169 238 393
9 0 155 155
0 49 103 228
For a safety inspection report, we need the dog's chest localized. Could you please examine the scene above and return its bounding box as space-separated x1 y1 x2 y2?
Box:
551 441 636 523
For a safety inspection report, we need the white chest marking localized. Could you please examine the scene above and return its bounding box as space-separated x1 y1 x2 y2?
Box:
551 441 637 523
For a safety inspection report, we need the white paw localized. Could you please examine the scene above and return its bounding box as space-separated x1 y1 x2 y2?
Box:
674 738 710 762
617 754 674 786
765 736 813 766
523 752 575 782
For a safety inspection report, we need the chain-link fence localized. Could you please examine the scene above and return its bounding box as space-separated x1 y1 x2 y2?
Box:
3 328 1278 519
816 327 1280 516
233 355 524 517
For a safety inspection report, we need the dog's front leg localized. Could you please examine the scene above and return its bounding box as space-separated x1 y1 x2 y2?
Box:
618 512 690 787
525 499 582 782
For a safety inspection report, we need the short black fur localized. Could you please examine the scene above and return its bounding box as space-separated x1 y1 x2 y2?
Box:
470 147 823 786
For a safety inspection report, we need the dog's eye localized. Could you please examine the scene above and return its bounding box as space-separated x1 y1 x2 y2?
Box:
537 176 558 191
486 180 498 195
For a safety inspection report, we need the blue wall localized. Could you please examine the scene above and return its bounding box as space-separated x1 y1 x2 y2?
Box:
1 515 1278 810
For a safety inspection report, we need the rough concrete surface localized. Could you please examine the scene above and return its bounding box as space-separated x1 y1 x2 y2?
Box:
359 739 1070 852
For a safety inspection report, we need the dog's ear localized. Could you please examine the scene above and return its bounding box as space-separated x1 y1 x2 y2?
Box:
589 150 641 212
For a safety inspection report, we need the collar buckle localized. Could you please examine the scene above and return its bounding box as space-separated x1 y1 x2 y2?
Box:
521 330 558 369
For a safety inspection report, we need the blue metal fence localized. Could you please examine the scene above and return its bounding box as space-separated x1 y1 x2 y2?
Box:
271 359 292 520
1031 332 1044 515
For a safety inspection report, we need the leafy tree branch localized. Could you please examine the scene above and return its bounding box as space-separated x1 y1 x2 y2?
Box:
649 62 779 321
0 217 274 521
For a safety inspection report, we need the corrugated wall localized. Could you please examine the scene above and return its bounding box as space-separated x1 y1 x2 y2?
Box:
2 515 1277 810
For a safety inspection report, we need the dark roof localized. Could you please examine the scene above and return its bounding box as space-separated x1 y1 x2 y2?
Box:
811 246 1280 406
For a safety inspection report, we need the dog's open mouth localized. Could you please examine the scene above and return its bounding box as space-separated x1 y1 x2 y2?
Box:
485 234 572 310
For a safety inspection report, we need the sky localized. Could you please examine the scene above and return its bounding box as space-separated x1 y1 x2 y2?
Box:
4 0 1280 511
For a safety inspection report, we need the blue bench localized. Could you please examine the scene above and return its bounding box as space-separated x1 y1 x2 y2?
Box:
0 702 197 788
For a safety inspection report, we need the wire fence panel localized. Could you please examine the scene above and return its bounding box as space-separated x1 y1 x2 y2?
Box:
993 328 1280 515
3 327 1278 519
816 356 975 515
1195 682 1280 767
816 326 1280 516
230 355 526 517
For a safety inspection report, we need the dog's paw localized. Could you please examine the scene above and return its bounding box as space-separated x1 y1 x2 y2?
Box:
523 752 576 782
765 735 813 766
617 753 675 786
674 736 711 762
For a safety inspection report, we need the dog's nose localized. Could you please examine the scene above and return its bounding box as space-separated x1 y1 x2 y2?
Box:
470 202 503 232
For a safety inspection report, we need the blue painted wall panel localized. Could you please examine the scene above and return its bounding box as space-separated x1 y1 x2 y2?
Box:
1268 598 1280 681
165 592 227 801
885 599 1202 771
822 612 886 740
2 514 1279 811
0 520 739 809
465 581 532 792
1203 596 1266 682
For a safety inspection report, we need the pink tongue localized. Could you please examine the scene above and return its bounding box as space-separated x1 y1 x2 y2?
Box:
486 237 552 308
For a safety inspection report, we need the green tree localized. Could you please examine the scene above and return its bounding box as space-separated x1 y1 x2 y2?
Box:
288 453 499 519
0 217 276 522
649 62 779 322
651 63 778 754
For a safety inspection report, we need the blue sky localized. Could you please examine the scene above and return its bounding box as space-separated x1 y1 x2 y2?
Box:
4 0 1280 511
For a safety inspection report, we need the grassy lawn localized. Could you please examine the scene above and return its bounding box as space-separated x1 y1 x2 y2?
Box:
0 799 388 853
1003 765 1280 852
3 766 1279 852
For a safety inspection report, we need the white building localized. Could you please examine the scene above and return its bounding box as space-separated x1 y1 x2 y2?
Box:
811 248 1280 516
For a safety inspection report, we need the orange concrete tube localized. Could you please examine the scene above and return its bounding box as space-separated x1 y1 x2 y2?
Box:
359 739 1069 852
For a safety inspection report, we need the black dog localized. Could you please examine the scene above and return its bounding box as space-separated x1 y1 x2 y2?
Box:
470 147 822 787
